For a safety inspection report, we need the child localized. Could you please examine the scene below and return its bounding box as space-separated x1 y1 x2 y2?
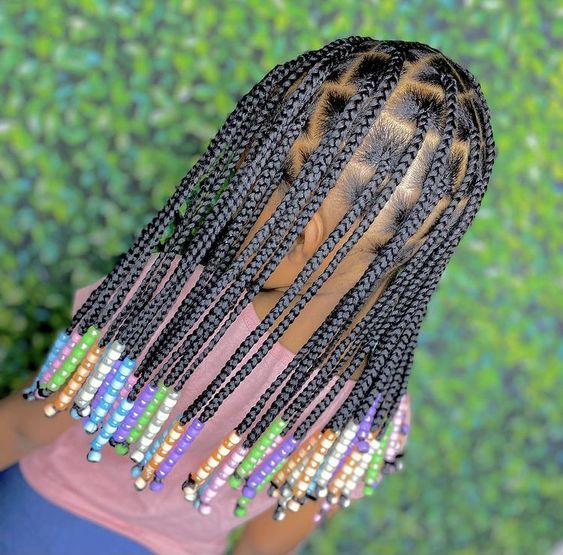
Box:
0 36 495 555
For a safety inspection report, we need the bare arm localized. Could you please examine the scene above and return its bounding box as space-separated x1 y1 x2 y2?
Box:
231 495 340 555
0 380 78 470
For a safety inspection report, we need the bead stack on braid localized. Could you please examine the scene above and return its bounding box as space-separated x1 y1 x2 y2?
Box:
24 36 496 522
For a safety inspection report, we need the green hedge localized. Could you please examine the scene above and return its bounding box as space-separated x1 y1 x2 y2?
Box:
1 2 562 554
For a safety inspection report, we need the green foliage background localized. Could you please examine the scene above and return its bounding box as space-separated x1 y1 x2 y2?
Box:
1 1 561 554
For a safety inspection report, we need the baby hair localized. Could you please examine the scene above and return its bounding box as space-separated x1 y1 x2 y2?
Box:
24 36 496 522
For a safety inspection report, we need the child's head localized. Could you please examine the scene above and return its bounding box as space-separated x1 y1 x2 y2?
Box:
238 37 493 349
38 36 496 519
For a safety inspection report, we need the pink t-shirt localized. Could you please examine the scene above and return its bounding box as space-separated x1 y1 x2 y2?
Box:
20 257 369 555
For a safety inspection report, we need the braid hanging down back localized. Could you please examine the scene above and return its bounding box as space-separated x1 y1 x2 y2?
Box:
25 36 497 523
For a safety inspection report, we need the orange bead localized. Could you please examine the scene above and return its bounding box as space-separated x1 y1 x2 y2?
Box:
272 430 321 488
193 431 240 485
141 421 186 481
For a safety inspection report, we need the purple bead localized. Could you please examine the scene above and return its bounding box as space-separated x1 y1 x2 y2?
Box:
92 360 121 412
155 419 204 479
357 394 382 441
242 485 256 499
112 383 156 443
149 479 164 492
357 440 370 453
245 436 298 490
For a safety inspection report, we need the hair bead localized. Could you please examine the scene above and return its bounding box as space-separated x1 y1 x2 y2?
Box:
126 383 169 445
45 326 100 393
35 330 82 399
129 390 180 463
72 341 125 416
112 382 157 448
23 330 69 400
44 343 103 417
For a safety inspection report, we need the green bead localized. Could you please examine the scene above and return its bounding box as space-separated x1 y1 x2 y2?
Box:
272 417 287 435
363 486 374 496
46 327 99 392
239 460 254 474
234 505 247 518
237 418 286 478
155 385 168 400
238 495 251 507
114 443 129 456
83 326 99 345
229 475 243 489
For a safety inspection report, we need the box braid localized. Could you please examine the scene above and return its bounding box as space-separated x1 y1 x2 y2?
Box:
117 46 388 404
30 36 496 522
225 110 431 443
337 129 493 444
359 68 497 442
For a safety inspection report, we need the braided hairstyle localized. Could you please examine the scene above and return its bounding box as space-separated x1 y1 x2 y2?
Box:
27 36 496 521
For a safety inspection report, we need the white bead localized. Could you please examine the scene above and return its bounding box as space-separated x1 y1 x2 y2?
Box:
134 477 147 490
333 478 344 489
130 450 144 463
287 499 300 512
304 467 316 478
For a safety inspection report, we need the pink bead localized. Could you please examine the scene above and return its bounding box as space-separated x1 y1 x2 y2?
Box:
198 503 212 516
200 489 214 504
230 446 248 468
71 331 82 343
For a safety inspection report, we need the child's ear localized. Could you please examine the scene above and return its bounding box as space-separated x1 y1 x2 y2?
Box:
287 211 324 264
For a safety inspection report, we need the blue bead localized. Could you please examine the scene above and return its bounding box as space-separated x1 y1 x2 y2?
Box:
70 407 82 420
83 420 98 434
122 357 136 370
